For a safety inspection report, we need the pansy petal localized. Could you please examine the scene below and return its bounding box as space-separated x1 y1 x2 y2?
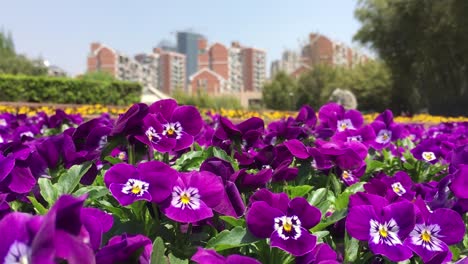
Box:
104 163 138 187
172 106 203 136
0 213 33 261
404 235 449 263
428 208 465 245
162 199 213 223
345 205 377 241
382 201 415 239
182 171 225 208
288 197 321 230
9 166 36 194
138 161 178 203
270 227 317 256
191 248 226 264
284 139 310 159
148 99 177 120
344 109 363 129
369 237 413 262
109 183 152 206
246 201 284 238
174 131 194 151
153 136 177 153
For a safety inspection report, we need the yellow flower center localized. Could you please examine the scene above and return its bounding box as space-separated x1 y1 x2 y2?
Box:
379 227 388 238
421 230 431 242
382 133 389 140
343 171 350 179
167 128 174 135
340 123 347 129
393 186 400 193
283 222 293 232
131 185 142 194
181 193 191 204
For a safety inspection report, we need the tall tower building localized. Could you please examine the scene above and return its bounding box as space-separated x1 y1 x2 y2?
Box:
242 48 266 92
177 31 203 88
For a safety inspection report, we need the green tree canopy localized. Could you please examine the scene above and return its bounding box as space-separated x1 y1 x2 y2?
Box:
0 30 47 76
262 71 297 110
354 0 468 116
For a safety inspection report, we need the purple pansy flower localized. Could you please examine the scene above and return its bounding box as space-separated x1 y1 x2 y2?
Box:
246 189 321 256
104 161 178 206
136 99 203 152
0 195 96 264
296 243 340 264
404 198 465 263
411 139 443 164
370 110 403 150
95 234 152 264
331 125 376 147
191 248 261 264
346 199 415 262
318 102 363 133
200 157 245 217
450 164 468 199
160 171 224 223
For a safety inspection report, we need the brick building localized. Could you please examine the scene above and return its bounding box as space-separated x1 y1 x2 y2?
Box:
192 39 266 94
301 33 369 68
87 42 186 95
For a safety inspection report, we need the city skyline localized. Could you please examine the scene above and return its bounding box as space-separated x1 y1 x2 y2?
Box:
0 0 364 76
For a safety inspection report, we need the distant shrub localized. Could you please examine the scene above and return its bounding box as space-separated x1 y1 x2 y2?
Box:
0 75 141 106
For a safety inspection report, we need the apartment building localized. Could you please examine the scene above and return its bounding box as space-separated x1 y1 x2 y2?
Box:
270 50 302 77
242 47 266 92
301 33 369 68
87 42 186 95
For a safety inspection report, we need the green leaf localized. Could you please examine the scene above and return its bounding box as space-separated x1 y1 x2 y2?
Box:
450 245 461 261
73 186 109 200
38 178 58 205
104 156 124 165
173 149 210 171
168 254 188 264
56 162 93 194
308 188 327 206
27 196 48 214
206 226 260 251
285 185 313 198
313 230 330 243
311 209 347 232
330 174 342 195
344 232 359 262
212 147 239 170
150 237 167 264
219 216 246 227
365 160 384 173
335 182 365 210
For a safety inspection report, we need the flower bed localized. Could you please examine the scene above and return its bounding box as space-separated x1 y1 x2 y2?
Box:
0 100 467 263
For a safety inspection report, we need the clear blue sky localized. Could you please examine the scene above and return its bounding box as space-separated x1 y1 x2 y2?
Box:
0 0 363 76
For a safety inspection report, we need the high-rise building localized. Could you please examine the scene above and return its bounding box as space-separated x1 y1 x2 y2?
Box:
87 42 186 95
228 42 244 92
192 40 266 94
87 42 145 84
177 31 203 88
155 48 186 95
301 33 369 68
242 48 266 92
270 50 302 77
135 53 160 91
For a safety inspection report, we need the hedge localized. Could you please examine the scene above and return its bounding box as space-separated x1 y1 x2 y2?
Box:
0 75 142 106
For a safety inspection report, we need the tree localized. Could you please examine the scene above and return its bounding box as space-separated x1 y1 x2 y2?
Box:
295 64 338 110
0 30 47 76
262 71 297 110
354 0 468 116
